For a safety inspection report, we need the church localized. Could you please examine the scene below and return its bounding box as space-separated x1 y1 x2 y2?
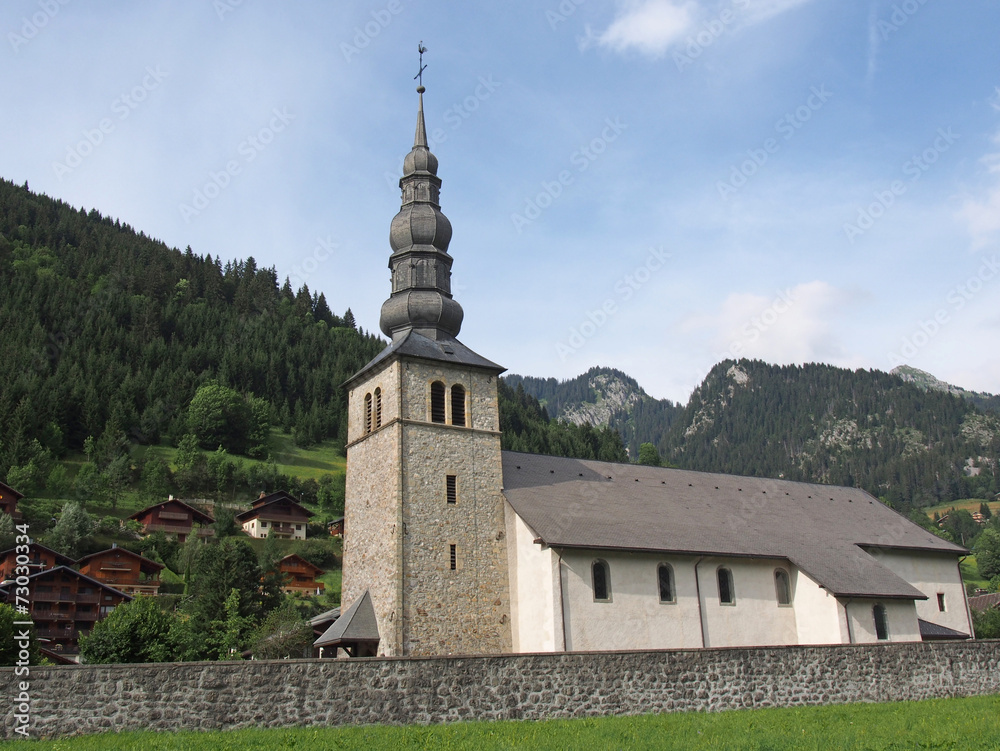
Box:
315 83 973 658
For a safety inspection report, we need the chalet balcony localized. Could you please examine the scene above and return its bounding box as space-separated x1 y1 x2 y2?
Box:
30 591 66 602
75 593 100 604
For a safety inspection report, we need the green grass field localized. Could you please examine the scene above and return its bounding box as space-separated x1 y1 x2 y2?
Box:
8 695 1000 750
924 498 999 519
142 431 346 482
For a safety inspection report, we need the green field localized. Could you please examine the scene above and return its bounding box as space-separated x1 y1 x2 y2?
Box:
924 498 999 519
143 431 346 482
8 695 1000 750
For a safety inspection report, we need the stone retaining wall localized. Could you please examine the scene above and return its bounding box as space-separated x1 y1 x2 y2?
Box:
4 641 1000 739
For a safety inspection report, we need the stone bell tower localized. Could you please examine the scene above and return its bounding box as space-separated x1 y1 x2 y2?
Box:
338 81 512 657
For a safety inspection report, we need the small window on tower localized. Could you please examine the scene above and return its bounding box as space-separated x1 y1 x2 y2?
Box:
446 475 457 505
430 381 446 423
364 393 373 434
937 593 946 612
449 544 457 571
451 384 466 427
374 387 383 428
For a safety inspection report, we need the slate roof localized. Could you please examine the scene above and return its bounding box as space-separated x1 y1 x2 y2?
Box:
346 329 504 386
968 593 1000 612
917 618 971 640
501 452 966 601
313 590 379 648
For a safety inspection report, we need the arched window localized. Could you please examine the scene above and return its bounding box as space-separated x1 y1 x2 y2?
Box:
774 569 791 605
451 384 466 427
657 563 675 603
364 393 373 434
430 381 446 424
374 387 383 429
717 567 735 605
592 559 611 602
873 604 889 641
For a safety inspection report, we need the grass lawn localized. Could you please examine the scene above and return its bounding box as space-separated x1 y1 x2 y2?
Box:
142 431 345 482
8 694 1000 749
962 555 991 592
924 498 999 519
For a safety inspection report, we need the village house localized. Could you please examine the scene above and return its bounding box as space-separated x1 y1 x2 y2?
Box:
237 491 312 540
0 565 131 654
0 480 23 519
128 497 214 543
0 541 74 581
328 84 974 659
277 553 325 596
77 545 164 597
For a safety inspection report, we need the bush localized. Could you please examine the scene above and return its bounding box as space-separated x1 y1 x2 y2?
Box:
972 607 1000 639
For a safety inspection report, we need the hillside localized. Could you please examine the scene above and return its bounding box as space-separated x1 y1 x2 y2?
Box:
892 364 1000 414
659 360 998 511
504 367 683 458
0 179 629 507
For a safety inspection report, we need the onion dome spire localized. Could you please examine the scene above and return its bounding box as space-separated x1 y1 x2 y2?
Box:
379 74 463 341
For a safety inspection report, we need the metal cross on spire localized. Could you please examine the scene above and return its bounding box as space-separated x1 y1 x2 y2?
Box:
414 42 427 90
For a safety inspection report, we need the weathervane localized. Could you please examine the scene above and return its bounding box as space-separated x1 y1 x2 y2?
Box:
414 41 427 91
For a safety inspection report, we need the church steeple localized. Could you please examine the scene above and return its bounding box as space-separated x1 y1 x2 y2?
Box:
378 83 464 341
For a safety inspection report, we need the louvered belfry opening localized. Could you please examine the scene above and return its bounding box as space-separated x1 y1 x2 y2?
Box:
451 384 466 426
430 381 446 423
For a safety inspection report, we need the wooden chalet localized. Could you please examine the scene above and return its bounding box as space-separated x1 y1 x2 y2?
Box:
0 542 75 582
237 491 313 540
0 481 24 519
77 546 164 597
278 554 325 595
328 516 345 537
0 566 131 654
128 498 214 542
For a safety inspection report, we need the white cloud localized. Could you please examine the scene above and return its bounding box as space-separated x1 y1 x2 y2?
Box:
590 0 697 58
957 131 1000 248
682 281 858 365
586 0 815 59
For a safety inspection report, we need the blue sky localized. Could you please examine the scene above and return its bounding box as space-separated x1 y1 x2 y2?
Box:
3 1 999 404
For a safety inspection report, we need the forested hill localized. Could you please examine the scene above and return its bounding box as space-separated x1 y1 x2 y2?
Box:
0 178 383 472
0 179 629 485
504 367 684 458
663 361 999 511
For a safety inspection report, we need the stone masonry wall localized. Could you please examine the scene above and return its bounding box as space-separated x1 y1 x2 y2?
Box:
343 359 402 654
399 361 511 655
4 642 1000 740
